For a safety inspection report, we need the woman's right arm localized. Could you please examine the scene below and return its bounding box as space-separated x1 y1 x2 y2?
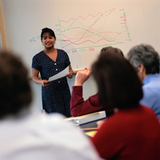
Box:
32 68 51 87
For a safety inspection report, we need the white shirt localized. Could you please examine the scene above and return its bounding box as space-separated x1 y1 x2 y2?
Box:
0 109 101 160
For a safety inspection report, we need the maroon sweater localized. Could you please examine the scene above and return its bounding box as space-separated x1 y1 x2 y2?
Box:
70 86 104 117
91 105 160 160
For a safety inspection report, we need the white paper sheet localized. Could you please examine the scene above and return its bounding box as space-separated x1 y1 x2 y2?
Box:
48 66 69 81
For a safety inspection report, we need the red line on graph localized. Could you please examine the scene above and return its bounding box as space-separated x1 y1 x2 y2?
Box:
60 8 115 23
62 38 114 45
61 31 119 42
62 12 107 48
60 8 116 48
113 32 122 40
60 12 103 23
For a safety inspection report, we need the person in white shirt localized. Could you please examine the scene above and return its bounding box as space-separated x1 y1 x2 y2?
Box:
0 51 101 160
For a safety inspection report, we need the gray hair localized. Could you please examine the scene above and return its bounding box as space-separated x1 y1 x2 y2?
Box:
127 44 159 74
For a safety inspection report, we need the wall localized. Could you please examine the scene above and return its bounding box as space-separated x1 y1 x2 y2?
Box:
1 0 160 110
1 0 160 75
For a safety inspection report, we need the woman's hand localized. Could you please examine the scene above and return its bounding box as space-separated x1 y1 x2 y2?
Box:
32 68 51 87
66 64 73 79
41 80 51 87
66 71 73 79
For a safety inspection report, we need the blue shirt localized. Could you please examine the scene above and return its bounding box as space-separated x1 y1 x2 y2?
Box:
140 73 160 121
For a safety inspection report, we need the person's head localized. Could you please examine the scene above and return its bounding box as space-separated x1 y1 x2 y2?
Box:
41 27 56 49
92 48 143 111
100 46 124 57
41 27 56 39
127 44 159 81
0 51 32 119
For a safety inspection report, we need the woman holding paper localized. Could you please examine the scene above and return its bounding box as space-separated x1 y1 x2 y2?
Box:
32 27 73 117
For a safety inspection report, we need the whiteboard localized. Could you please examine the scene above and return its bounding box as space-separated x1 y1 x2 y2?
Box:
1 0 160 75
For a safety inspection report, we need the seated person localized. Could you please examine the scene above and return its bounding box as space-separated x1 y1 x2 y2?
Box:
127 44 160 121
0 51 101 160
90 50 160 160
70 46 124 117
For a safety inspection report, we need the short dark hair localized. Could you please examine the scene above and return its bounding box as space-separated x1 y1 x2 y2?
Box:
41 27 56 40
100 46 124 57
127 44 159 74
0 51 32 118
92 52 143 110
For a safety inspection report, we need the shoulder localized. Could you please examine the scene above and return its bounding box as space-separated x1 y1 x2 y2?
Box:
36 113 79 134
142 81 160 99
39 113 83 138
143 74 160 91
140 104 157 116
97 105 159 135
32 51 44 60
36 113 100 159
142 75 160 95
57 49 68 55
1 111 100 160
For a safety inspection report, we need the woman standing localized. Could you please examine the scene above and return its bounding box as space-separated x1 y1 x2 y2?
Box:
32 27 73 117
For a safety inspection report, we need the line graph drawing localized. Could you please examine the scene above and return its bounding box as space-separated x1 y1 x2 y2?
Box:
28 8 132 69
56 8 131 53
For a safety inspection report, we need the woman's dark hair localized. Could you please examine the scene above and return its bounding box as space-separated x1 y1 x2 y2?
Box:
41 27 56 40
127 44 159 74
92 49 143 110
0 51 32 118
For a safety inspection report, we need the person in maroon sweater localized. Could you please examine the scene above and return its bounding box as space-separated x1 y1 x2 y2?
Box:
70 69 104 117
90 50 160 160
70 46 124 117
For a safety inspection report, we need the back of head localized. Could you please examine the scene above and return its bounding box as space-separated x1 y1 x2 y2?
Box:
41 27 56 39
92 48 143 110
127 44 159 74
100 46 124 57
0 51 32 119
